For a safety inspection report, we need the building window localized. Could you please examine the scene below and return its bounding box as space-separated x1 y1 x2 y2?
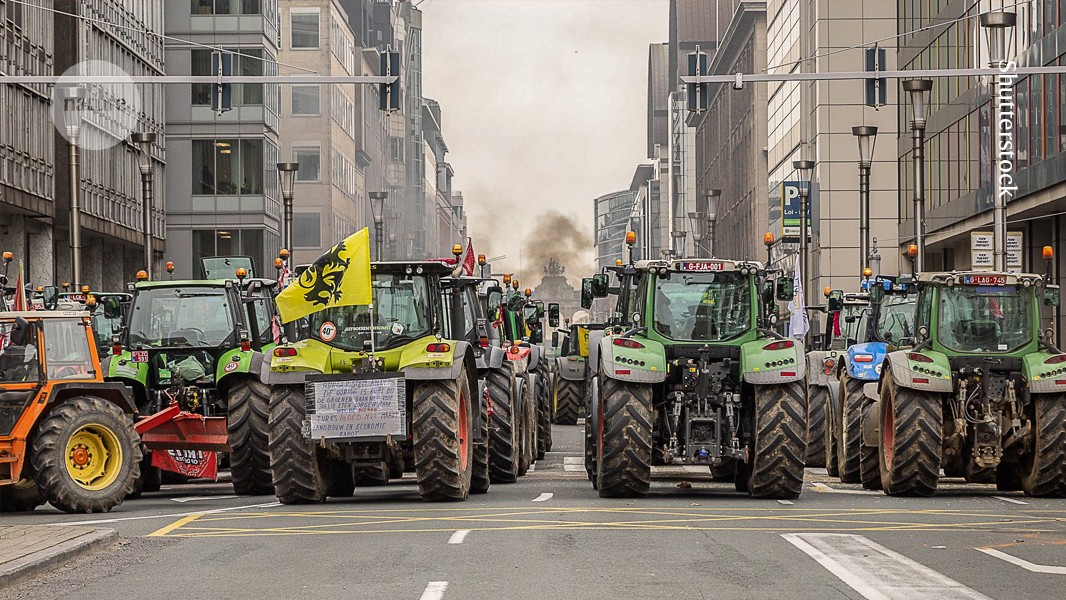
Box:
290 9 320 49
292 146 321 181
192 0 262 15
191 48 264 106
192 139 264 195
293 213 321 248
192 229 265 276
291 85 320 115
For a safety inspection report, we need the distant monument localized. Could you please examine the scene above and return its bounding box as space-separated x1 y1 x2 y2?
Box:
533 258 581 323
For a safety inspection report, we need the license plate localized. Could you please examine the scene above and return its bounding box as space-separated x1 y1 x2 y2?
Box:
964 275 1007 285
680 261 724 272
131 350 149 363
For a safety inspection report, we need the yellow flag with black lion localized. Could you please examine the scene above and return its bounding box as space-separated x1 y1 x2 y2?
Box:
276 227 372 323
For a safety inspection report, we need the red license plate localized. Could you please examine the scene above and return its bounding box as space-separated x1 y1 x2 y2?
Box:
132 350 149 363
681 261 724 272
964 275 1006 285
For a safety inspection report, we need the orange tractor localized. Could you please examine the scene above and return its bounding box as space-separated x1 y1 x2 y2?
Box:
0 311 141 513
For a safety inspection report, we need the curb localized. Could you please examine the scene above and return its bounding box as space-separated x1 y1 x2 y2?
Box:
0 528 117 588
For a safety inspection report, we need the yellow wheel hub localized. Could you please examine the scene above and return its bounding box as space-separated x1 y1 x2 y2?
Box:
65 424 123 491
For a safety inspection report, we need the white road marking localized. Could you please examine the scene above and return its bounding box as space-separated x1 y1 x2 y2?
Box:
811 482 880 495
447 530 470 545
528 463 535 472
993 496 1028 505
563 456 584 472
419 581 449 600
170 495 240 503
532 492 553 502
778 500 794 505
977 547 1066 574
783 533 992 600
42 501 282 527
576 418 585 425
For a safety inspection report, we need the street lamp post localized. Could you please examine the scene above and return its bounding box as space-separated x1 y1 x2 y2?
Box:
276 162 299 260
369 191 388 261
62 87 87 288
981 10 1017 271
687 211 706 257
704 189 720 258
902 79 932 272
792 160 815 305
132 132 157 279
671 230 687 258
852 125 878 277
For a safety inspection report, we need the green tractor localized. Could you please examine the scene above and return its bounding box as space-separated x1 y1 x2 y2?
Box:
549 306 603 426
104 271 281 495
583 258 807 499
265 261 488 503
862 267 1066 496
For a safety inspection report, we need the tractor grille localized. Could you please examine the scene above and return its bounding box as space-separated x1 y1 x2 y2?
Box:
948 356 1022 374
665 345 741 362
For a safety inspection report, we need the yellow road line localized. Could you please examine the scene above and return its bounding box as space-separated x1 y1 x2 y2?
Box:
148 513 202 537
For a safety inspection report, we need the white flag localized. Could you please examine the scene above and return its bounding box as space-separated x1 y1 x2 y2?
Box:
788 257 809 338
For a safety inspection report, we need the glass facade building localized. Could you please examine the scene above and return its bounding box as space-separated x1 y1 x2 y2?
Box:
595 190 640 270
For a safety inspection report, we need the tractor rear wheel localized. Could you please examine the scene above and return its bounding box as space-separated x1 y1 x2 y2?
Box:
878 371 941 497
554 378 582 425
487 364 520 483
227 378 273 495
838 375 866 483
0 478 45 512
269 384 326 504
747 381 807 499
535 366 552 458
824 392 839 478
32 396 141 513
471 385 491 494
413 368 474 501
858 401 882 490
596 379 653 498
805 384 828 468
1020 394 1066 497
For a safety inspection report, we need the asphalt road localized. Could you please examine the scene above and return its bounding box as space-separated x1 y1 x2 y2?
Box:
5 424 1066 600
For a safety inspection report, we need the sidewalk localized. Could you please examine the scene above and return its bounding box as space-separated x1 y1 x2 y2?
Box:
0 525 117 588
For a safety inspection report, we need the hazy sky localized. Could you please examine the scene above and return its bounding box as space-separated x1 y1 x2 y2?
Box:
421 0 669 286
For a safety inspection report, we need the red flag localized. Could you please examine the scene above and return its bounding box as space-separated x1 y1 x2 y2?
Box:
833 310 842 337
989 297 1003 319
461 238 476 276
12 262 25 311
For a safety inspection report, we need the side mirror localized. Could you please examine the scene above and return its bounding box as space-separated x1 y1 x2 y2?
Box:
1045 285 1060 307
581 278 594 310
547 303 560 327
869 285 885 305
487 288 504 312
533 299 545 320
42 286 59 310
775 276 794 301
101 296 123 319
552 331 560 347
591 273 609 298
10 316 32 346
827 289 844 313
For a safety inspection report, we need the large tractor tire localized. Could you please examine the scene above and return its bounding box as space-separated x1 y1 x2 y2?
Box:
412 368 474 501
596 379 653 498
535 366 553 459
31 396 141 513
487 364 521 483
858 401 882 490
824 399 839 478
837 375 866 483
554 378 583 425
1019 394 1066 497
746 381 807 499
227 378 273 495
0 478 45 512
269 384 326 504
805 384 828 468
517 375 535 477
584 378 597 484
878 371 941 497
471 386 491 494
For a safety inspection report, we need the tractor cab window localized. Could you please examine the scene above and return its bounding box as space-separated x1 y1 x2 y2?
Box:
0 323 39 382
937 285 1032 353
873 296 915 344
310 274 433 351
43 319 94 380
128 288 235 348
249 297 277 344
652 271 751 342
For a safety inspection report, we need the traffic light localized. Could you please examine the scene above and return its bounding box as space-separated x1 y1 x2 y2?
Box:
379 51 401 111
687 49 709 112
211 50 232 115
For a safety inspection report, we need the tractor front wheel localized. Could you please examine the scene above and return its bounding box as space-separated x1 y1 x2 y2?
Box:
1019 394 1066 497
838 375 866 483
487 364 520 483
805 384 828 468
517 376 535 476
596 379 653 498
32 396 141 513
227 378 273 495
0 478 45 512
746 381 807 499
412 368 474 501
878 371 941 497
554 378 583 425
268 384 326 504
471 384 491 494
858 401 882 490
535 367 553 458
